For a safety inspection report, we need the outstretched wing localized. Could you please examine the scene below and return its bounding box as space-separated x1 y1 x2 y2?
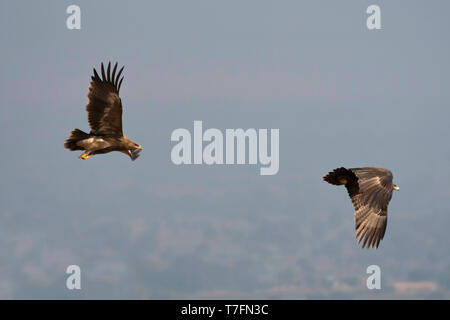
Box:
348 167 394 248
86 62 125 137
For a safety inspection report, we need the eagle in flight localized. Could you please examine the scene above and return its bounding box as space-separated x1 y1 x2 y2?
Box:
64 62 142 160
323 167 399 249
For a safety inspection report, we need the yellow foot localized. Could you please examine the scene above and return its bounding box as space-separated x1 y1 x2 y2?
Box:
80 153 91 160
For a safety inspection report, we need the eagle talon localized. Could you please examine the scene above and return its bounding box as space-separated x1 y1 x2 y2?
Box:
80 153 91 160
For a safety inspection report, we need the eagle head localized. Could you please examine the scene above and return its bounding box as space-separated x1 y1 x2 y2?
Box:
123 136 142 161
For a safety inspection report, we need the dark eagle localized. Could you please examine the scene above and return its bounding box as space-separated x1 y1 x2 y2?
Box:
323 167 399 249
64 62 142 160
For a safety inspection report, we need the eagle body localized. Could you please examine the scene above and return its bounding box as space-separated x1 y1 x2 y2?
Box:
64 62 142 160
323 167 398 249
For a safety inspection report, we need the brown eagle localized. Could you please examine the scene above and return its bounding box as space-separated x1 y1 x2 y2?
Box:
64 62 142 160
323 167 399 249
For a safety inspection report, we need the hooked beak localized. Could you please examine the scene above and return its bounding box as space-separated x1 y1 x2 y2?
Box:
393 184 399 191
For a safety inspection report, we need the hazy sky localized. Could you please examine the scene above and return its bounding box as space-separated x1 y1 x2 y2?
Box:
1 1 449 299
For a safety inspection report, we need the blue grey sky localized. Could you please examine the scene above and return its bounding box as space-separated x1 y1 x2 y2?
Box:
1 1 449 298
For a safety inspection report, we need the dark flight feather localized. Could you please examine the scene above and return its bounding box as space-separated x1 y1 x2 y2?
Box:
86 62 124 137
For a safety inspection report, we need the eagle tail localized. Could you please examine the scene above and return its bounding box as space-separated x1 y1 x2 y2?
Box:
323 167 355 185
64 129 90 151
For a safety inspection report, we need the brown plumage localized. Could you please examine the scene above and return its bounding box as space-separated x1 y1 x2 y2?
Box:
64 62 142 160
323 167 399 249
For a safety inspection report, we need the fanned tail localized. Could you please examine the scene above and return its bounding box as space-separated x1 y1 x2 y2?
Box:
323 167 356 185
64 129 89 151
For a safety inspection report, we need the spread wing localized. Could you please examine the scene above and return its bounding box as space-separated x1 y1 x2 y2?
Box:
86 62 125 137
347 167 394 248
